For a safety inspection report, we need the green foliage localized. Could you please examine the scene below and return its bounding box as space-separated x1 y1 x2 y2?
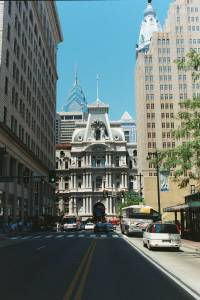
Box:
161 50 200 188
116 191 144 216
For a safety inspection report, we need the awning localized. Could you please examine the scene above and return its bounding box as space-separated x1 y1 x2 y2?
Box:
163 204 188 212
163 201 200 212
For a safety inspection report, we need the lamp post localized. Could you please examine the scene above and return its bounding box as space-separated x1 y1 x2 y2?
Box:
147 151 161 214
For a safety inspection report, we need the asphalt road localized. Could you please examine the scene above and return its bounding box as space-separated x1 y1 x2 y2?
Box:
0 231 196 300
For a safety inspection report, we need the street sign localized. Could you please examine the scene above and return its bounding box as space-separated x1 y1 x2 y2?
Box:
0 176 15 182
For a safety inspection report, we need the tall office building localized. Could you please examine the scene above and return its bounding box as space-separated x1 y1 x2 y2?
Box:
0 1 62 221
136 0 199 212
118 111 137 144
56 73 87 143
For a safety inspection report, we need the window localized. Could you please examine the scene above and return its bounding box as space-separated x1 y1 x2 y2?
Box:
8 1 12 16
4 77 8 95
3 107 7 124
7 23 10 41
6 49 9 68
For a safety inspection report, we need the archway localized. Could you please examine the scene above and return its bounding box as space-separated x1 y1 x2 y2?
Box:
93 202 106 222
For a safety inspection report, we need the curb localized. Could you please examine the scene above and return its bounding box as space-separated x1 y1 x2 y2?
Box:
181 243 200 253
123 236 200 300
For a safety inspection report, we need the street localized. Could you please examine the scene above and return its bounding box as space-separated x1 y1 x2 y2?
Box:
0 230 197 300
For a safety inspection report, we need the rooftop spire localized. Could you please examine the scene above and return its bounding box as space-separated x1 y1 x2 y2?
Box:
96 74 100 102
74 64 78 86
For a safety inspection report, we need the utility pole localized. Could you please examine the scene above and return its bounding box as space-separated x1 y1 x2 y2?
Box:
147 151 161 214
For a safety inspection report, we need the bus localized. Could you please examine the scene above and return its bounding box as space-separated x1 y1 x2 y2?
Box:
61 215 80 231
120 205 161 236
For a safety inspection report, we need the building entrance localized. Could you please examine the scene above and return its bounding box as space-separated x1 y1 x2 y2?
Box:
93 202 106 222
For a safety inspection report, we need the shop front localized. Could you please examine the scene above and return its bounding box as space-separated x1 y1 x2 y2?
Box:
163 193 200 241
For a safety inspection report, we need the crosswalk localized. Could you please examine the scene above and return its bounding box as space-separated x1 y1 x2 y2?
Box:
8 232 122 241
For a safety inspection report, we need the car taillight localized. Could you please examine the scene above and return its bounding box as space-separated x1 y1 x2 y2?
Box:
152 225 156 233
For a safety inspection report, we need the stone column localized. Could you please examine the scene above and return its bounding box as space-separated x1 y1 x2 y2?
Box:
121 173 124 188
89 173 92 188
110 197 113 214
74 174 77 190
107 197 110 214
69 198 73 214
85 197 88 214
82 174 85 188
124 174 127 188
89 197 93 214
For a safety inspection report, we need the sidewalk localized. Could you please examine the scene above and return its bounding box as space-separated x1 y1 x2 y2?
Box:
181 239 200 252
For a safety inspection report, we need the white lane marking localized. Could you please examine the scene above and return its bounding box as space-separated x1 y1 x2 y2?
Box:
100 234 107 238
37 245 46 251
10 237 19 240
66 235 74 238
124 236 200 300
33 235 42 239
78 234 85 237
45 235 53 238
21 236 32 239
90 234 96 238
55 235 64 238
112 235 119 238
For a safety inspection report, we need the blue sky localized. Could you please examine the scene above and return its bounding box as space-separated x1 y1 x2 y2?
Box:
56 0 171 120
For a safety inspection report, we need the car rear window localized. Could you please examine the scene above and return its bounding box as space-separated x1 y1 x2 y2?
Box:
154 224 179 234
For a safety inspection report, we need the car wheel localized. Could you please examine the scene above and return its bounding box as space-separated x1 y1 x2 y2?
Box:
147 241 152 250
143 241 146 248
174 247 180 252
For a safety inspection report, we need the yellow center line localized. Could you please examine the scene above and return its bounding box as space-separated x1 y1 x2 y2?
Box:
63 240 95 300
74 240 96 300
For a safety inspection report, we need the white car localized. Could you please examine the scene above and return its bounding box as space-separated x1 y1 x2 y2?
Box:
85 222 95 230
143 222 181 251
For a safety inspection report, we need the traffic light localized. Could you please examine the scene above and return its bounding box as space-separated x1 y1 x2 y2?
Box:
120 190 125 198
49 171 56 183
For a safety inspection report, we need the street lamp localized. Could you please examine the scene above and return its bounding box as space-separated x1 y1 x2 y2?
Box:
147 151 161 214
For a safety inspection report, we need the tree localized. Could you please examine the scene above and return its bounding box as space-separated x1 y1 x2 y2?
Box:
116 191 144 216
161 49 200 188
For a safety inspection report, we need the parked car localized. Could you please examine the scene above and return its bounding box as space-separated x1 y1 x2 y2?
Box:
94 222 114 233
143 222 181 251
85 222 95 230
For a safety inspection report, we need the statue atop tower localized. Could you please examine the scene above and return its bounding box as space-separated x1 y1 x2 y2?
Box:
136 0 162 56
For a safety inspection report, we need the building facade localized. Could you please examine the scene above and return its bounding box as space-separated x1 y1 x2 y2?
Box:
56 73 87 143
55 97 139 219
136 0 199 214
0 1 62 222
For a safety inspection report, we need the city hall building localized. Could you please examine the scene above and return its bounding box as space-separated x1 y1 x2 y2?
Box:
55 97 138 219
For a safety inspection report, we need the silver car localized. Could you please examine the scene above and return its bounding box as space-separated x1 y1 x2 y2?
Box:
143 222 181 251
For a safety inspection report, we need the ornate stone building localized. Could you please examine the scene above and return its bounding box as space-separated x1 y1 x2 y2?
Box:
55 98 138 219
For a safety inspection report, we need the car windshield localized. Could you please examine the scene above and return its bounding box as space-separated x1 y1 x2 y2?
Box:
155 224 179 234
63 218 76 224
